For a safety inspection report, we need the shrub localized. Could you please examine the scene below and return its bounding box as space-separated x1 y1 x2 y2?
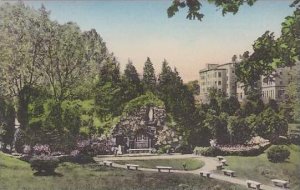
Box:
194 146 223 156
267 146 290 162
33 144 51 155
158 145 172 154
174 143 192 154
30 155 59 174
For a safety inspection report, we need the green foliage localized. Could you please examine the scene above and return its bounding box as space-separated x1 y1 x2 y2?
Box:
193 146 223 157
186 80 200 96
122 61 143 103
204 113 229 144
30 155 60 174
142 57 157 93
167 0 256 21
255 108 288 141
123 93 164 115
267 145 291 163
0 97 15 151
228 116 251 144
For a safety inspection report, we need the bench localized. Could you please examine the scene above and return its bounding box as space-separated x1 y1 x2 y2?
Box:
126 164 139 170
216 164 223 170
156 166 172 173
246 180 262 190
222 169 235 177
103 161 113 167
217 156 225 161
128 148 152 154
220 159 227 166
200 171 211 178
271 179 289 188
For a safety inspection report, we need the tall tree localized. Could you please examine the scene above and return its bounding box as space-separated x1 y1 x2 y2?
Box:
142 57 157 93
122 60 143 102
0 3 48 128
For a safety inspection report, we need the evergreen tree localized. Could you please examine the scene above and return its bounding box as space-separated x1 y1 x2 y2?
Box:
142 57 157 93
122 60 142 102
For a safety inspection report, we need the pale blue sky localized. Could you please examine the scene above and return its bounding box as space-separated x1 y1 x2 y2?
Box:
24 0 295 81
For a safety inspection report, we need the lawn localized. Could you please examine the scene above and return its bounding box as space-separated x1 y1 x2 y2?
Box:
114 158 204 171
221 144 300 190
0 152 247 190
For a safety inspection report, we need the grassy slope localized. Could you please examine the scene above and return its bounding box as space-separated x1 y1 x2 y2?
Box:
222 144 300 190
0 153 247 190
114 158 204 171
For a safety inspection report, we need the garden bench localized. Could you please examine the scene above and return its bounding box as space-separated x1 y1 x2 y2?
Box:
222 169 235 177
217 156 225 161
199 171 211 178
128 149 152 154
156 166 172 173
271 179 289 188
220 159 227 166
126 164 139 170
103 161 113 167
246 180 262 190
216 164 223 170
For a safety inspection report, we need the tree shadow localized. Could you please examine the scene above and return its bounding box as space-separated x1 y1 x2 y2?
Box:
33 171 63 177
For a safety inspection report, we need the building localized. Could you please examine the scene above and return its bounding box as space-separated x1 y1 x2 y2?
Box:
199 62 300 103
199 63 236 103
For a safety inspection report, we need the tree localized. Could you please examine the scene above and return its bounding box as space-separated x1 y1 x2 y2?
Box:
168 0 257 21
228 116 251 144
255 108 288 141
186 80 200 96
0 98 15 152
0 3 48 128
267 99 279 113
204 112 229 144
142 57 157 93
227 96 240 115
122 60 143 102
167 0 299 21
95 56 123 120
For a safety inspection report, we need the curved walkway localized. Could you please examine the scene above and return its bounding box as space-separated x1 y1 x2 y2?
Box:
94 154 282 190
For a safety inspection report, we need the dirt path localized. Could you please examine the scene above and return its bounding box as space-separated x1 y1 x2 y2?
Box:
94 154 283 190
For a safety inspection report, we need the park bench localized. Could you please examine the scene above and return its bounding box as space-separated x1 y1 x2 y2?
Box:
220 159 227 166
103 161 113 167
216 164 223 170
199 171 211 178
126 164 139 170
271 179 289 188
246 180 262 190
217 156 225 161
222 169 235 177
156 166 172 173
128 148 152 154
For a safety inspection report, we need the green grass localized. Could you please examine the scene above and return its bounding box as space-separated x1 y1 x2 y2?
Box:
289 123 300 133
221 144 300 190
0 152 247 190
114 158 204 171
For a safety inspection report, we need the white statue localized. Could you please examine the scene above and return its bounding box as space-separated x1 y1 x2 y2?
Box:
117 145 122 155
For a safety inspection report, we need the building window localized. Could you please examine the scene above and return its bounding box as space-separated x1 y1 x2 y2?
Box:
280 81 283 85
232 70 235 73
218 81 221 85
218 72 221 77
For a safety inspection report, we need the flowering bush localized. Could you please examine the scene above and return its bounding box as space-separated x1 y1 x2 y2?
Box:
33 144 51 155
30 155 59 174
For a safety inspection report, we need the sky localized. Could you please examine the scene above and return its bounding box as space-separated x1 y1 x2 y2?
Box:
22 0 296 82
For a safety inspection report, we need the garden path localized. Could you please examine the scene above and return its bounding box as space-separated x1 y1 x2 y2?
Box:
94 154 283 190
